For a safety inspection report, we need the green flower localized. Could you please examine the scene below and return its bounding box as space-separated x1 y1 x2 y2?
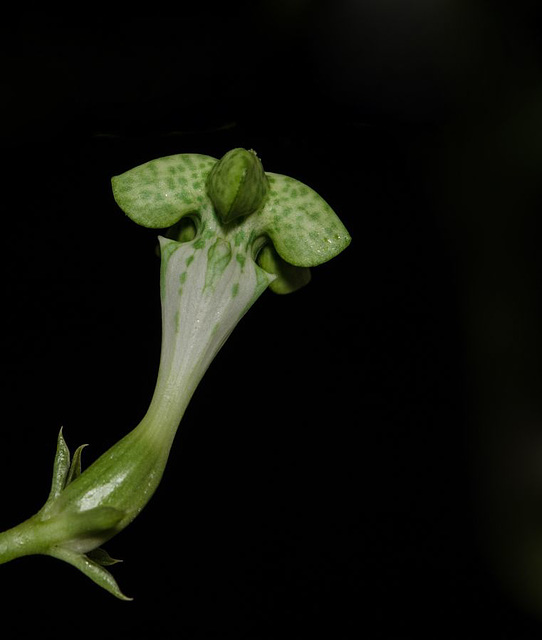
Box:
0 149 350 599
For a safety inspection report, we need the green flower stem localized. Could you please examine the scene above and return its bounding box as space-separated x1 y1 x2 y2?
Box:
0 148 350 599
0 517 50 564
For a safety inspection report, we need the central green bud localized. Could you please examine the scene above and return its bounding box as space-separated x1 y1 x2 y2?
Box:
207 148 269 223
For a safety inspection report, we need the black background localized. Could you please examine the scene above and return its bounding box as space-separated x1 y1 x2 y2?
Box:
2 2 542 638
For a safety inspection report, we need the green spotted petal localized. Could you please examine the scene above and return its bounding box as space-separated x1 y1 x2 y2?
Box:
258 173 351 268
111 154 217 228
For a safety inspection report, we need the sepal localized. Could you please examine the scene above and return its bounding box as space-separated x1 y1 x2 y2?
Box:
87 547 123 566
66 443 88 486
41 430 128 599
257 244 311 294
46 427 71 503
43 429 88 511
49 546 132 601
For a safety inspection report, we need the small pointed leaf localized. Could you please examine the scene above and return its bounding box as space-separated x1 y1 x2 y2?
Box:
46 428 71 503
49 546 132 601
65 444 88 486
87 547 123 566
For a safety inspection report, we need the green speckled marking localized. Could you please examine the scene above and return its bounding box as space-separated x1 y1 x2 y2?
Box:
231 283 239 298
160 239 180 298
178 271 187 296
204 238 232 292
236 253 246 269
234 229 246 247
